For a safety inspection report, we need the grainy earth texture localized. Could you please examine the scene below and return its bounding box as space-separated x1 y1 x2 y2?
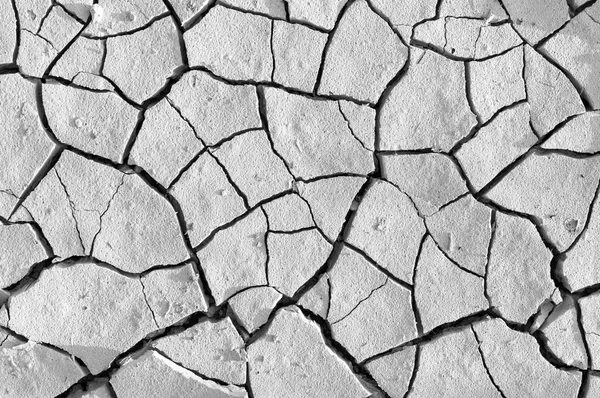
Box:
0 0 599 397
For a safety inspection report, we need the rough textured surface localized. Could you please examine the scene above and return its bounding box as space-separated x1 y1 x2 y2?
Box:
3 3 599 396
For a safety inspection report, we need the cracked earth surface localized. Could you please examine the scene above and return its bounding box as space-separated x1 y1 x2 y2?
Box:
1 0 600 397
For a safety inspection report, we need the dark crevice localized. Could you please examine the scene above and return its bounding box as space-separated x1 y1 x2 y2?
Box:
181 0 217 31
331 279 388 326
151 347 236 387
4 257 55 294
337 100 370 151
409 35 522 63
193 189 294 252
41 14 91 80
363 309 492 364
166 148 206 191
120 108 147 164
7 145 63 220
575 298 593 371
9 0 20 64
35 4 55 35
471 324 508 398
269 19 276 82
411 233 428 336
450 97 528 155
99 38 107 75
464 60 482 125
129 168 217 308
140 278 160 328
261 206 272 285
54 310 211 397
344 242 413 290
483 210 497 307
312 0 354 95
54 168 86 252
255 85 297 180
82 13 171 40
402 345 420 398
89 175 126 254
53 1 89 25
208 151 251 209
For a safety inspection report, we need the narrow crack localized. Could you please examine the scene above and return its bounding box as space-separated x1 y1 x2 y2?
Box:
331 278 388 325
337 100 370 151
471 324 508 398
139 278 160 329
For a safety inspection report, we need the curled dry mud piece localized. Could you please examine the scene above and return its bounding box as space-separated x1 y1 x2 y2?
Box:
0 0 598 397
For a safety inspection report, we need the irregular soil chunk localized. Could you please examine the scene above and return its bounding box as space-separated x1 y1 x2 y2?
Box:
502 0 569 45
425 195 492 276
487 213 554 324
563 193 600 291
104 17 182 104
141 264 208 328
318 0 408 104
485 152 600 252
540 3 600 110
272 21 328 92
524 46 585 136
580 293 600 369
0 224 47 287
298 176 366 241
261 193 314 232
365 346 416 398
331 278 417 362
247 306 369 398
211 129 293 206
346 179 425 283
92 173 190 273
0 341 87 398
184 6 272 81
196 209 267 304
221 0 286 18
415 236 488 333
455 102 537 191
111 350 248 398
42 82 139 163
474 318 581 397
380 153 468 217
327 245 387 323
297 275 330 319
542 112 600 153
287 0 348 31
0 0 16 64
85 0 167 37
129 98 204 188
469 45 525 122
167 70 261 146
228 286 282 332
540 298 588 369
0 75 55 218
411 327 502 397
8 263 158 374
268 229 332 297
153 317 246 385
264 87 374 179
50 37 104 82
169 152 246 246
379 49 477 151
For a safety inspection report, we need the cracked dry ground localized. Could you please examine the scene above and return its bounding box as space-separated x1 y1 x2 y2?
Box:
2 1 600 398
